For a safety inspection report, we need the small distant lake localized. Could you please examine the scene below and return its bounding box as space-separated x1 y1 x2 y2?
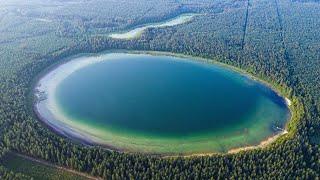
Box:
35 52 290 154
108 14 196 39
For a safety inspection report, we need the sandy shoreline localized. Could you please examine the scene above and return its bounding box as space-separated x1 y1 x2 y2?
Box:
34 54 134 149
227 129 288 154
33 51 292 157
285 97 292 106
162 129 289 158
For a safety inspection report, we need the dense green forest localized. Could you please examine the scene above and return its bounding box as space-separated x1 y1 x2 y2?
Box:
0 0 319 179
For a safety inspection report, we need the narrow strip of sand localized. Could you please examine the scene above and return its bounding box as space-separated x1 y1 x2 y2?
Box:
285 97 292 106
227 130 288 154
35 54 123 145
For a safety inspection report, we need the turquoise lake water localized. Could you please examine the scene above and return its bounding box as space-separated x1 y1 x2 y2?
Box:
38 53 290 154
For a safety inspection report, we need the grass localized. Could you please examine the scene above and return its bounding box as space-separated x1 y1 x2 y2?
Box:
1 152 90 180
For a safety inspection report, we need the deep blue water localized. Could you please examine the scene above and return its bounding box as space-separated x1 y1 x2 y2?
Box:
55 54 289 138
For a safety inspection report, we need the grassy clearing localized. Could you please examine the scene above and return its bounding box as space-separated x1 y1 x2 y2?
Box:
1 152 90 180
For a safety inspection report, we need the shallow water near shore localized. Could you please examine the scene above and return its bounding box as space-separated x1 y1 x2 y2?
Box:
35 52 290 154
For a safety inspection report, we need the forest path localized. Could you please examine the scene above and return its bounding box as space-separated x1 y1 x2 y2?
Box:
13 152 102 180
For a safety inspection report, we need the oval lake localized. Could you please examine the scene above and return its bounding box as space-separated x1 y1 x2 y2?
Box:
35 53 290 154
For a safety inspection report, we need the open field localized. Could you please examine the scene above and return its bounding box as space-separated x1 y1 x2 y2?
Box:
1 152 98 180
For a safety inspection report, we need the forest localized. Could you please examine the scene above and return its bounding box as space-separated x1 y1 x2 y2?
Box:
0 0 319 179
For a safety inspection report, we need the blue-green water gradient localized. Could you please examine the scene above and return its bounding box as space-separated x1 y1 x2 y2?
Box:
55 54 289 144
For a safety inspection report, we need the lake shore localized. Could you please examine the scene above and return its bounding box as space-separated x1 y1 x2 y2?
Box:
163 129 289 158
33 50 293 156
227 129 288 154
